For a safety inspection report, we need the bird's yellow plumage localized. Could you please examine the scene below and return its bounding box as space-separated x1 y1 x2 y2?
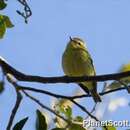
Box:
62 37 101 103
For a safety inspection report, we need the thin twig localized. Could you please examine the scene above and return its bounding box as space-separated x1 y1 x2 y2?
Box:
22 90 70 124
18 85 130 99
6 74 22 130
16 0 32 23
6 74 71 128
86 104 97 119
71 100 99 121
5 73 117 128
18 85 99 121
18 85 87 99
117 80 130 93
5 72 130 127
100 86 130 95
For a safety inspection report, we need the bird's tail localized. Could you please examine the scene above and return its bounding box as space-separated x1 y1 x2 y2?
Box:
91 89 102 103
78 83 102 103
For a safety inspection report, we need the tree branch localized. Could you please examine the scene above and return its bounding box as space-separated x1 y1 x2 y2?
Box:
22 90 70 124
6 74 110 130
16 0 32 23
6 73 100 123
117 80 130 93
19 85 104 123
6 74 23 130
18 84 99 121
18 85 130 99
0 56 130 84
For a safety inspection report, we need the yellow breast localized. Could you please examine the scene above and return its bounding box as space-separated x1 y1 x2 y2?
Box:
62 49 95 77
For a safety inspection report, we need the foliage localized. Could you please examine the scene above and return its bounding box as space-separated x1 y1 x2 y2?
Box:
0 1 14 39
36 110 47 130
102 125 116 130
106 63 130 91
13 117 28 130
0 81 4 93
0 0 7 10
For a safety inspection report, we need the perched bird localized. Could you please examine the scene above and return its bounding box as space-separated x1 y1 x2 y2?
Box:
62 37 101 103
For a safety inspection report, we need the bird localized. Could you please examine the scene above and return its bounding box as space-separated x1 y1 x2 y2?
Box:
62 37 101 103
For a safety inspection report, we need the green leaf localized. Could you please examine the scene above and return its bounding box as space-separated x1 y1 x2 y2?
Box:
13 117 28 130
106 81 121 91
51 128 65 130
64 106 72 119
0 15 6 39
3 15 14 28
120 63 130 72
106 63 130 91
36 109 47 130
74 116 83 122
119 63 130 84
0 0 7 10
102 123 116 130
103 126 116 130
69 123 86 130
0 81 4 93
0 14 14 39
59 105 72 119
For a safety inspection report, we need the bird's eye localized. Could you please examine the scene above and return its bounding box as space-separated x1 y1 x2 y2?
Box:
78 42 81 45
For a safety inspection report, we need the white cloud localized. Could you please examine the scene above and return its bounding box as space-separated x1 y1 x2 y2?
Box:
108 97 128 112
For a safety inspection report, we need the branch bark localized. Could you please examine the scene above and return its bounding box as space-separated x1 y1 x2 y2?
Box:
18 85 129 99
0 57 130 84
6 77 23 130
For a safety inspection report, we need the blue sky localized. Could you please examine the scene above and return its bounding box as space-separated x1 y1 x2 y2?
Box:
0 0 130 130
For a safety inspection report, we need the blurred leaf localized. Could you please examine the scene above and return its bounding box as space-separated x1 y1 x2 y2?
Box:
58 101 72 119
53 99 73 128
36 109 47 130
69 123 86 130
0 0 7 10
120 63 130 72
0 81 4 93
63 106 72 119
59 99 73 109
119 63 130 84
106 63 130 91
3 15 14 28
0 14 14 39
0 14 6 39
13 117 28 130
74 116 83 122
54 116 67 128
103 125 116 130
51 128 65 130
102 123 116 130
106 81 121 91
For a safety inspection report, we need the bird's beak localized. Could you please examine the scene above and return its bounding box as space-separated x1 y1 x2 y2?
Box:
69 36 73 41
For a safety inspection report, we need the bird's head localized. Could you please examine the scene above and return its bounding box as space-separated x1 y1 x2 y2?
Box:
66 37 87 50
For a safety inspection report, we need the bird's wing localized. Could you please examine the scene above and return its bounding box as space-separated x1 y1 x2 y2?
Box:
88 55 96 75
78 83 90 94
83 49 97 92
82 48 96 75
